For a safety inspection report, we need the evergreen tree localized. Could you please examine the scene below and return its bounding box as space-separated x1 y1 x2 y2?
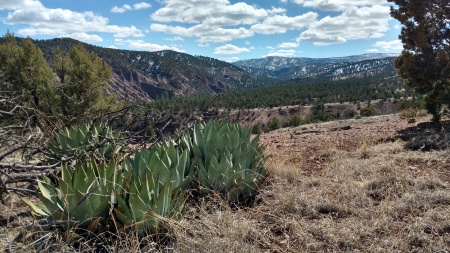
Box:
0 33 54 119
52 44 116 123
388 0 450 122
20 39 55 112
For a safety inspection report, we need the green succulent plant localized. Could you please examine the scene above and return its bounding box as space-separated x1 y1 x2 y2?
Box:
22 120 267 237
46 123 123 164
21 161 121 231
115 143 192 234
178 121 267 203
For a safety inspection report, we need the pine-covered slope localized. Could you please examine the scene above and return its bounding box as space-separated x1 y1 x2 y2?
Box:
33 38 259 101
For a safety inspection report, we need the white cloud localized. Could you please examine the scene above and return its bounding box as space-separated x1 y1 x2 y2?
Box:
268 7 286 15
214 44 250 54
292 0 384 11
366 49 379 53
297 5 391 45
0 0 43 10
151 0 268 24
219 56 240 63
133 2 151 10
150 0 267 42
108 45 118 49
151 23 254 43
62 33 103 43
373 40 403 51
111 2 151 13
165 36 185 41
111 5 131 13
278 42 299 48
115 39 184 52
2 1 144 39
264 49 297 57
251 12 318 35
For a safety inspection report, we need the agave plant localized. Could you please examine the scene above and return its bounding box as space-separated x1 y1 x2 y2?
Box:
46 123 123 164
178 120 267 203
23 143 193 234
114 143 192 234
21 161 121 231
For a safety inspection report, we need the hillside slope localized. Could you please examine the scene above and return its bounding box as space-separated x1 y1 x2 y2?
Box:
33 38 260 101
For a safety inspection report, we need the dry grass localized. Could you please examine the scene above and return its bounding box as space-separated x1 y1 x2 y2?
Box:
1 117 450 252
167 121 450 252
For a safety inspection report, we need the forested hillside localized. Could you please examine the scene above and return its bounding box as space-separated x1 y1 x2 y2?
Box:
32 38 263 101
30 38 402 102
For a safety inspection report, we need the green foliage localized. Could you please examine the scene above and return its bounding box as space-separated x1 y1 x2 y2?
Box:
288 113 302 127
23 120 267 235
115 144 192 234
177 121 267 203
24 143 192 234
0 33 122 129
21 161 122 231
52 44 118 124
388 0 450 122
394 98 425 111
308 104 330 122
0 33 55 117
342 109 356 119
251 124 262 134
267 117 280 131
360 106 377 117
46 123 123 164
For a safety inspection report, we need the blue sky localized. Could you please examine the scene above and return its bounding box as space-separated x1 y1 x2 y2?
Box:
0 0 403 62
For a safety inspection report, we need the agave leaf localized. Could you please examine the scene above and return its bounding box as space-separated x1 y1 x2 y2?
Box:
229 128 240 149
193 124 204 155
155 180 172 216
37 181 56 202
115 209 133 227
116 196 132 224
20 197 49 217
128 183 149 223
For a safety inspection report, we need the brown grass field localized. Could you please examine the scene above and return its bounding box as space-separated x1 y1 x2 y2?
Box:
1 114 449 252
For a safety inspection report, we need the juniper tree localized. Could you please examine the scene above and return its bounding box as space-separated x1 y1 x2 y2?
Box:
388 0 450 122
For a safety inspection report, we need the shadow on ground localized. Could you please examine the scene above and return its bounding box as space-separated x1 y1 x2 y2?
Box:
393 119 450 151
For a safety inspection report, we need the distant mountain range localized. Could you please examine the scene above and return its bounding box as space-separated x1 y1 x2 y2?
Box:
233 54 399 79
29 38 399 101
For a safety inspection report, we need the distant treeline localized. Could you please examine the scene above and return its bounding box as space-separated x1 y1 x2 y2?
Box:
149 74 417 113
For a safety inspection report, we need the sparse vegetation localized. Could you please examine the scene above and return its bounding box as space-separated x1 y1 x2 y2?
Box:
2 31 449 253
360 106 377 117
267 117 280 131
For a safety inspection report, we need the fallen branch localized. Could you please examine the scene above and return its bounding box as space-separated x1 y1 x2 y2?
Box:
0 161 60 172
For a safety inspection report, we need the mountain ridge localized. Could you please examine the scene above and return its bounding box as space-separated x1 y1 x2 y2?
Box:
4 37 400 102
233 53 399 79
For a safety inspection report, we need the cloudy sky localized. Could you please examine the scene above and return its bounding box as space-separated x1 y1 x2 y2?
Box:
0 0 403 61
